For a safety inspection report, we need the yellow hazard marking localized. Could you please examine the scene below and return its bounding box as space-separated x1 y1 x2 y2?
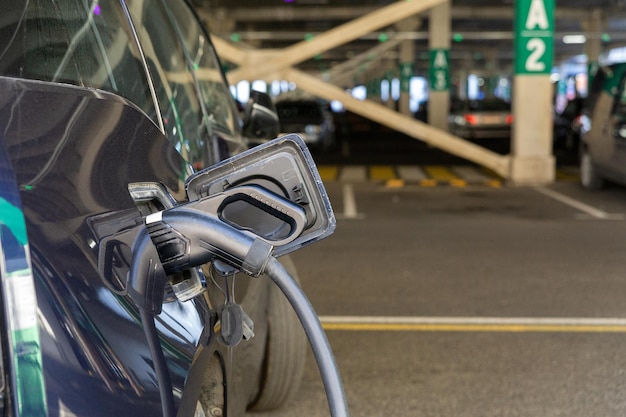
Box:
555 170 579 182
369 165 397 181
485 179 502 188
317 165 339 181
385 179 405 188
449 178 467 188
419 178 438 187
424 166 460 183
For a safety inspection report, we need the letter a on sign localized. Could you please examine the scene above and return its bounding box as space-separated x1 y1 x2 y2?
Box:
434 51 447 68
515 0 554 75
526 0 549 30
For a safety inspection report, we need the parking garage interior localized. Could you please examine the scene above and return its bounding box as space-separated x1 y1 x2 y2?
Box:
183 1 626 416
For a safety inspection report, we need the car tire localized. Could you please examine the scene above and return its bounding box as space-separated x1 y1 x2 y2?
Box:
249 255 307 411
580 147 605 190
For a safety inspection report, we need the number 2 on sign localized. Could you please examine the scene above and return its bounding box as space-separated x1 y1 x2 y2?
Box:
525 38 546 72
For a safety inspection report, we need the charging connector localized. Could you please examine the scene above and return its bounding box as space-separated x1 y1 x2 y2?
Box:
145 207 273 277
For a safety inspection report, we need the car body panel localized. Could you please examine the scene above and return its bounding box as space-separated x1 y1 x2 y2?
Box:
581 63 626 186
0 135 47 417
0 0 275 413
1 77 193 416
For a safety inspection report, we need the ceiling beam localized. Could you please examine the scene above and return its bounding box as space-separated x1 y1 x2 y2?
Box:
206 5 617 22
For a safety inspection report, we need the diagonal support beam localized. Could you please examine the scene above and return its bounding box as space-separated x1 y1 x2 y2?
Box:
283 68 511 178
276 0 443 68
217 0 445 83
323 35 403 85
211 0 511 179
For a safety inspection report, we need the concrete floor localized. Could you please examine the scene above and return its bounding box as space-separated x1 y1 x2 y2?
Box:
248 179 626 417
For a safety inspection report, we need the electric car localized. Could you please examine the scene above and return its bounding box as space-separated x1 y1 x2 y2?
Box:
0 0 305 416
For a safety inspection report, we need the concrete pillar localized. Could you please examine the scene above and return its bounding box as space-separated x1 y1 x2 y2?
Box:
399 41 414 115
428 1 451 131
583 9 605 81
511 76 555 184
395 18 420 116
510 0 555 185
456 55 473 99
383 60 397 109
484 48 498 97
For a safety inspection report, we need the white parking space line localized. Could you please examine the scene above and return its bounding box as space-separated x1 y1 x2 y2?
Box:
397 165 428 182
336 183 365 219
533 186 624 220
451 165 491 182
319 315 626 333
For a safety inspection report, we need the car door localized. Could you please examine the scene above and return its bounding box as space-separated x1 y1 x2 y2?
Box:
584 64 626 177
604 77 626 181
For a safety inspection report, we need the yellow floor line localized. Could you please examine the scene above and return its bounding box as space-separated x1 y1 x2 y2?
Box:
322 322 626 333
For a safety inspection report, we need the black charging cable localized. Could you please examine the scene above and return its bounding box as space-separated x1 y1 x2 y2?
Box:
128 228 176 417
128 205 349 417
264 257 349 417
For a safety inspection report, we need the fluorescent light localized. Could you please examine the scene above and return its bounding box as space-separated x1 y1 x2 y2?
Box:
563 35 586 44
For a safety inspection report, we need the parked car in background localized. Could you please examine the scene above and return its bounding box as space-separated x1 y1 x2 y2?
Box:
448 97 513 139
579 63 626 189
0 0 304 416
275 99 336 151
554 97 585 152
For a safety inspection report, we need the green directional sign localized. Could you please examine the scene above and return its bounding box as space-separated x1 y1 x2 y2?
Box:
514 0 555 75
429 48 449 91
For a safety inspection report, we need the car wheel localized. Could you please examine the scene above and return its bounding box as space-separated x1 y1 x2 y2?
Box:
580 147 605 189
249 255 307 411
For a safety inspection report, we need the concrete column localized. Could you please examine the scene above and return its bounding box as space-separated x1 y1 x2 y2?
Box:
428 1 451 131
583 9 605 80
510 0 555 185
484 48 498 96
399 40 414 115
511 76 555 184
456 55 473 99
395 18 420 116
383 60 397 109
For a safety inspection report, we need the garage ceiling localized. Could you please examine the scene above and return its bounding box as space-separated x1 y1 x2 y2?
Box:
195 0 626 82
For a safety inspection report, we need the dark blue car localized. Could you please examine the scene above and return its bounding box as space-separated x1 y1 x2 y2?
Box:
0 0 305 416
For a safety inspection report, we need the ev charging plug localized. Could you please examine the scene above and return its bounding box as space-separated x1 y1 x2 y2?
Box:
126 200 274 417
144 206 273 277
126 175 347 417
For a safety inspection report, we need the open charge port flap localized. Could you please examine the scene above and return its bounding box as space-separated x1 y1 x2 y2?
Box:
218 191 304 244
185 134 335 257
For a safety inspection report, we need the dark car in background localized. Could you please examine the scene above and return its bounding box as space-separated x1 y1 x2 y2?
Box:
554 97 585 152
0 0 304 416
448 97 513 140
276 99 336 151
579 63 626 189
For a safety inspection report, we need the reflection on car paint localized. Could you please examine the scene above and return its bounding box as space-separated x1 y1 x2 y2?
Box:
0 141 47 417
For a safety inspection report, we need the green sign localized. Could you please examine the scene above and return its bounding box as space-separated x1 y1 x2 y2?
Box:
429 49 449 91
514 0 554 75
